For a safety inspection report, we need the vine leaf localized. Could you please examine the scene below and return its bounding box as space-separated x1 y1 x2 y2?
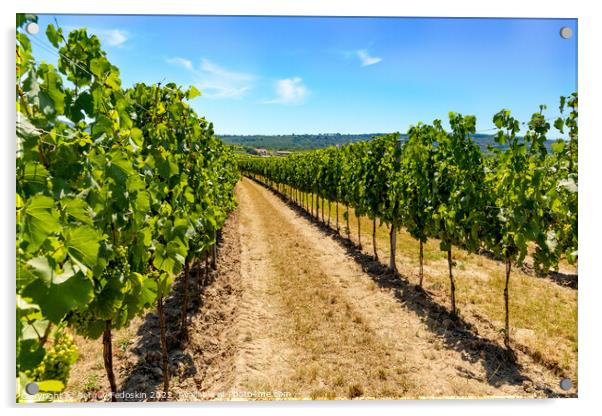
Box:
64 226 102 269
22 267 93 324
21 195 61 252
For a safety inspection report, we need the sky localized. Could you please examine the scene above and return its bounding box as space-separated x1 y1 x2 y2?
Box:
30 15 577 135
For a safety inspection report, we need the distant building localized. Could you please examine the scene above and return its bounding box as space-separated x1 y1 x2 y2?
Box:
275 150 292 157
255 148 269 156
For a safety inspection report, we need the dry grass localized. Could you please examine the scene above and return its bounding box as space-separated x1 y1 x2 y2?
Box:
63 322 139 400
63 182 576 402
293 191 577 381
250 186 413 399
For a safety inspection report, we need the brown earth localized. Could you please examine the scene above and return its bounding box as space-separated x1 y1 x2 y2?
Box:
64 177 574 401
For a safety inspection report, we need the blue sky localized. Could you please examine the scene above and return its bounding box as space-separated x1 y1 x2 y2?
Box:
31 15 577 135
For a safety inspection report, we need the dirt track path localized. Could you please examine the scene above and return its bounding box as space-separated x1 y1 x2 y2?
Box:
224 178 558 399
66 177 566 401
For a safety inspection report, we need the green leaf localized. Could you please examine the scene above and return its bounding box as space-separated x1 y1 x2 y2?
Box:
22 266 93 324
40 69 65 115
72 91 93 122
20 196 61 252
21 162 49 192
20 318 50 341
130 128 143 146
134 190 151 213
93 275 125 320
124 273 157 312
156 272 174 298
63 198 93 225
45 24 61 48
91 114 113 138
153 241 186 275
554 117 564 133
105 69 121 90
107 150 135 184
90 57 110 78
138 273 157 306
26 256 56 287
157 153 179 179
187 86 201 100
551 140 565 154
64 226 102 268
18 339 45 372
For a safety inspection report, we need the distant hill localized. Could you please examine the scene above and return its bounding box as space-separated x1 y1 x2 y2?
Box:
219 133 387 151
470 134 557 153
221 133 557 154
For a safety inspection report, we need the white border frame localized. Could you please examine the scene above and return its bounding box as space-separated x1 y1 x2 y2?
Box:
3 1 600 415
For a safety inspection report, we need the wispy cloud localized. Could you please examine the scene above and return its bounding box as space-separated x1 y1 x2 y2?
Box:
357 49 382 66
264 77 309 105
200 59 253 83
65 26 130 47
166 57 254 99
102 29 128 47
166 57 193 71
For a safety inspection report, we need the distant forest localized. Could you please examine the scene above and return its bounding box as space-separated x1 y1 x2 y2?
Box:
220 133 558 154
219 133 386 152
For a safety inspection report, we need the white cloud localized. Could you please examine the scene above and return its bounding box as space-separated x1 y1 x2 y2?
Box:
357 49 382 66
102 29 128 47
87 29 128 47
166 57 254 99
202 84 252 99
264 77 309 105
166 57 193 71
65 26 130 48
200 59 253 82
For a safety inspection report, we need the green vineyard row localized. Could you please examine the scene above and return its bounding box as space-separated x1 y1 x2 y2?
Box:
16 16 239 401
238 95 577 349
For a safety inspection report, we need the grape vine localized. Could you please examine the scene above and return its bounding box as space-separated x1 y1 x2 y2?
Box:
238 96 577 349
16 15 238 401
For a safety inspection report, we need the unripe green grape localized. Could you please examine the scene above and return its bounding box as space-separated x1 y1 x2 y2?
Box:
26 331 78 387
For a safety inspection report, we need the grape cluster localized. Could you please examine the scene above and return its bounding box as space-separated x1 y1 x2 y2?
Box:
27 331 78 386
66 309 96 335
113 245 131 277
95 244 131 284
65 246 131 336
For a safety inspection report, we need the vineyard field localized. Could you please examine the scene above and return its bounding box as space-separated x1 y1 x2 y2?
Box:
259 189 577 381
57 179 574 399
16 14 578 402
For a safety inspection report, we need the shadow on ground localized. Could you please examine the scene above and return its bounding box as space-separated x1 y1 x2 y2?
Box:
251 177 568 398
118 242 221 401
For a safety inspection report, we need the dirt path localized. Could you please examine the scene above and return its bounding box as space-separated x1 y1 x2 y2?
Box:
218 178 564 399
65 177 568 401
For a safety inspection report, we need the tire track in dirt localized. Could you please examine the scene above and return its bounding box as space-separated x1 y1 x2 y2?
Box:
230 178 548 398
234 179 412 398
229 181 297 395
